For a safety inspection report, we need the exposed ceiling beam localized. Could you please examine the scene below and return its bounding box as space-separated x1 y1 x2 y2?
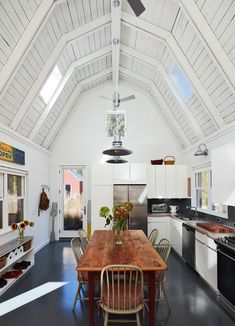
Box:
29 47 111 141
111 0 122 94
121 15 225 129
179 0 235 94
9 14 111 131
0 0 66 99
121 44 205 140
45 68 112 149
119 67 190 147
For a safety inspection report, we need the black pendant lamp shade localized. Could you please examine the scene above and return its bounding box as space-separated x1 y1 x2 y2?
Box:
102 141 132 156
106 156 128 164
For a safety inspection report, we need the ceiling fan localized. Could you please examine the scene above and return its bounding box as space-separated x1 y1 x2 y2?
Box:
126 0 146 17
99 92 136 108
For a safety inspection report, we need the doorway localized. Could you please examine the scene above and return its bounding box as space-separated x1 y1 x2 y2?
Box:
59 166 87 238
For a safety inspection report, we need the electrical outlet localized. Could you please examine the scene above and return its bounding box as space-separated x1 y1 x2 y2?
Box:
217 217 221 222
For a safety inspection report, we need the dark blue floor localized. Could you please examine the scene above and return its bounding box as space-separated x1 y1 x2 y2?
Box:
0 241 234 325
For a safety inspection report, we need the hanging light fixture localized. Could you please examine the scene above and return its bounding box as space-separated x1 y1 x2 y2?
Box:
194 144 208 156
102 140 132 156
106 156 128 164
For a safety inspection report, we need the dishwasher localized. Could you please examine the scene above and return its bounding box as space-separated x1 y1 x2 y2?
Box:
182 223 195 269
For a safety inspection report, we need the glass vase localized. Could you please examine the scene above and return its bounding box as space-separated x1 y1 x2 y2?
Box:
19 230 24 240
114 229 123 245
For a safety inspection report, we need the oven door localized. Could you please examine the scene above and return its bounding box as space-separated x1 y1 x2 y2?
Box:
217 248 235 306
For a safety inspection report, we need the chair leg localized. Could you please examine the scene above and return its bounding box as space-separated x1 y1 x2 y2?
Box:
162 284 171 310
72 283 81 311
136 312 141 326
104 312 109 326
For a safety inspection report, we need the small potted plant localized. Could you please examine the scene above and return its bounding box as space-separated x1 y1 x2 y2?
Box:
11 220 34 240
99 202 133 244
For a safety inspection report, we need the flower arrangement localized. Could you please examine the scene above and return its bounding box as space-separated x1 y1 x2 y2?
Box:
11 220 34 240
99 202 133 232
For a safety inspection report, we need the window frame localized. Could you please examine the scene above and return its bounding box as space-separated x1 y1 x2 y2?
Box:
0 166 28 234
192 166 228 219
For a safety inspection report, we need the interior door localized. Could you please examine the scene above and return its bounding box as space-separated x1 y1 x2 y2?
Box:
60 166 87 238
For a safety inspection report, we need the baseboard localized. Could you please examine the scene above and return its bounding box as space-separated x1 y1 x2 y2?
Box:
34 239 50 253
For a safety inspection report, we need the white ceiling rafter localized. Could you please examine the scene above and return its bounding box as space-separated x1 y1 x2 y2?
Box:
111 0 122 94
119 67 190 147
29 46 112 141
9 14 111 131
121 13 225 129
44 68 112 149
0 0 66 99
179 0 235 94
120 44 205 140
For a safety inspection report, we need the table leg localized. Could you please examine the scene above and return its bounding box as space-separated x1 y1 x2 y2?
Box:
149 271 155 326
88 272 94 326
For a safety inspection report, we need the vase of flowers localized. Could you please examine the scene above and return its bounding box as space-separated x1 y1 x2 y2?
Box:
11 220 34 240
99 202 133 245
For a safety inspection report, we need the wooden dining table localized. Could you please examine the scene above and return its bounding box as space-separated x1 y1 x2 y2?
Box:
77 230 167 326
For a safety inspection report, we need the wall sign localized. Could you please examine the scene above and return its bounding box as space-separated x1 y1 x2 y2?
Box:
0 142 25 165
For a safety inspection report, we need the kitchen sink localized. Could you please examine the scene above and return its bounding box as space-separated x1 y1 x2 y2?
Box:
196 223 234 233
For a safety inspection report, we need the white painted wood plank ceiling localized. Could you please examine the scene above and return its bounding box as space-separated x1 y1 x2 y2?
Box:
0 0 234 150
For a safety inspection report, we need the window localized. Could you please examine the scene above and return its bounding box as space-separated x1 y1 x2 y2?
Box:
40 65 62 104
0 168 27 232
194 167 228 218
170 65 193 102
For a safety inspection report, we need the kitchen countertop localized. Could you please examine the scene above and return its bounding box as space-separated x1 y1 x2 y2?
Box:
148 213 235 240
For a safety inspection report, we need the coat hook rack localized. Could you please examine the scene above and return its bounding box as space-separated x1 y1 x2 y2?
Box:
41 184 50 191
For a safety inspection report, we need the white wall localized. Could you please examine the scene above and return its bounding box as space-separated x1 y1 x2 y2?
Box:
0 128 51 251
51 81 181 237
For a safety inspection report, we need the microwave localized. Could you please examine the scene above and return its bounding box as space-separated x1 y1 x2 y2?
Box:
151 204 167 213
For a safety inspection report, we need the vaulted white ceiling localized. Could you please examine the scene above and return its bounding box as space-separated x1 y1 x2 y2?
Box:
0 0 234 150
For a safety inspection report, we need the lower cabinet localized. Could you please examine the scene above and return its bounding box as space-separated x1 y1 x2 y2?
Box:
195 231 217 291
147 216 169 241
169 218 183 256
91 185 113 235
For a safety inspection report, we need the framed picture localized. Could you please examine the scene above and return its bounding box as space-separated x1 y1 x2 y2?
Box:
106 110 126 137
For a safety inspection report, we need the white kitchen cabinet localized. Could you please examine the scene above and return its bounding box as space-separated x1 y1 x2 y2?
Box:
91 185 113 234
155 166 166 198
148 216 169 241
147 165 188 199
169 217 182 256
91 164 113 185
212 141 235 205
195 231 218 291
113 163 146 184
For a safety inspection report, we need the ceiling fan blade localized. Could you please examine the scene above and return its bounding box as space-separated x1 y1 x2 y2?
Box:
99 95 112 101
127 0 145 17
120 95 136 102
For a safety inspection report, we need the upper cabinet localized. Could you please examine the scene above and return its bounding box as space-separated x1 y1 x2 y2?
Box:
91 164 113 185
147 165 188 199
113 163 146 184
212 141 235 205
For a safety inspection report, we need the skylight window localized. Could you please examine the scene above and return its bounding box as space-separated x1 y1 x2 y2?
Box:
40 66 62 104
170 65 193 102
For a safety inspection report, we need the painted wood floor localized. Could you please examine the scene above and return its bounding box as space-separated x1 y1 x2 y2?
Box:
0 241 234 326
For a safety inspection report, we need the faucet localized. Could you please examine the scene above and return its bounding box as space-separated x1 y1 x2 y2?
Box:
186 206 198 218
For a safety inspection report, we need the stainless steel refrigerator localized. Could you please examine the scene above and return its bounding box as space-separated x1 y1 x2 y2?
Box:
113 184 147 235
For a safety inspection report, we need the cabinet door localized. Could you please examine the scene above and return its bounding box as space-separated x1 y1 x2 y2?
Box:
165 166 176 198
130 163 147 182
113 163 129 181
155 166 165 198
205 245 217 290
148 218 169 240
176 165 188 198
91 185 113 234
195 239 207 280
174 219 183 256
147 165 156 198
91 164 113 185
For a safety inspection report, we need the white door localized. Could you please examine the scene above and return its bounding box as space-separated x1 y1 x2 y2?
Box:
60 166 87 238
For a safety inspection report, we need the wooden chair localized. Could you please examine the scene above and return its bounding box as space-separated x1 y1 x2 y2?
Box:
99 264 144 326
71 238 88 310
155 238 171 310
148 228 159 247
78 228 89 253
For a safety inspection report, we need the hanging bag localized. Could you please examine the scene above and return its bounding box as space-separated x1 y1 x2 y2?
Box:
38 189 50 216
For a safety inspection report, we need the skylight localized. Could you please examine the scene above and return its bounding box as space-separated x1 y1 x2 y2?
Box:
40 66 62 104
170 65 193 102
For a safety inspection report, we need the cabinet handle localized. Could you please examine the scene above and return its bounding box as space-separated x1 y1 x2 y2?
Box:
217 249 235 262
196 239 205 245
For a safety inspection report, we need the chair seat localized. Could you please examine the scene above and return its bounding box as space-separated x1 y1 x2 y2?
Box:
101 281 142 310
